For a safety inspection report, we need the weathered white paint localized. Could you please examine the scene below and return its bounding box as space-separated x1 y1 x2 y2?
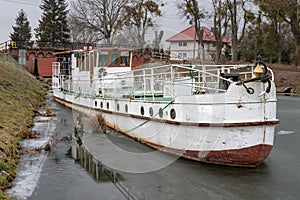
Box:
53 79 277 152
52 50 278 166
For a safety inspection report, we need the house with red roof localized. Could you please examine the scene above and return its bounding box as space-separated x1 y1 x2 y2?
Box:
166 25 231 61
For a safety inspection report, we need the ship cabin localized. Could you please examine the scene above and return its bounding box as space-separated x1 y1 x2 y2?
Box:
52 47 136 96
53 47 132 75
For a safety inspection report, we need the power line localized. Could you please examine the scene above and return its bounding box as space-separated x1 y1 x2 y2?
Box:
1 0 40 6
3 0 40 3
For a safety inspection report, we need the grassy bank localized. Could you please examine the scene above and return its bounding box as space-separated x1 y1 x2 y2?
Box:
0 54 46 199
269 64 300 94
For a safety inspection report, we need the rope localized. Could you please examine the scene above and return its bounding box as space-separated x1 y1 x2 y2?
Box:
126 99 174 134
74 91 81 99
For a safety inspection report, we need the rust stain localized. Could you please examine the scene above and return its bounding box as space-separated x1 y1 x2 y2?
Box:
133 137 273 168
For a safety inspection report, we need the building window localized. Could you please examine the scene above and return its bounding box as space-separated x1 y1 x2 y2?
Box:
178 52 187 59
178 41 187 47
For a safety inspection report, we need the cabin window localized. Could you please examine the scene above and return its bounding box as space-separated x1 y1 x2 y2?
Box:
94 51 98 68
159 108 163 118
86 53 90 71
111 51 119 65
117 103 120 111
100 51 108 66
149 107 153 117
76 53 81 68
80 53 85 71
120 51 129 66
170 109 176 120
97 51 100 67
141 106 145 116
90 52 94 69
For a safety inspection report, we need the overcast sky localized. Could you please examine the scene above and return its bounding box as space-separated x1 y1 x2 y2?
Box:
0 0 211 46
0 0 41 42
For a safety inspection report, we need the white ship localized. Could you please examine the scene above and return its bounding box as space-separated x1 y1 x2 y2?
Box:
52 47 279 167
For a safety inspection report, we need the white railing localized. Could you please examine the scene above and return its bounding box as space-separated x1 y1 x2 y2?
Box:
52 62 60 77
53 62 271 100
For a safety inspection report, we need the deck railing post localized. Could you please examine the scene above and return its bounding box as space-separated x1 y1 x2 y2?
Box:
202 65 206 90
143 69 146 100
171 65 174 98
151 68 154 100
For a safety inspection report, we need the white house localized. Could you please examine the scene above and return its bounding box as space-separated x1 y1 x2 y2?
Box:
166 25 231 61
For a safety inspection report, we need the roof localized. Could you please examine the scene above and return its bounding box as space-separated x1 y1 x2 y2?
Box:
166 25 231 44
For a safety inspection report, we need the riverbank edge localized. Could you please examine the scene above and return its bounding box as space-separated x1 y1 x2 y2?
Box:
0 54 48 199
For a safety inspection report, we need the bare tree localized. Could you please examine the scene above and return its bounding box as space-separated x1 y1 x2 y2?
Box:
176 0 205 59
255 0 300 65
226 0 255 62
123 0 163 48
252 2 284 63
153 30 164 49
68 14 99 44
211 0 229 63
71 0 128 45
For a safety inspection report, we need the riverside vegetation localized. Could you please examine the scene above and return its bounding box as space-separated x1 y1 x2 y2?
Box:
0 54 46 199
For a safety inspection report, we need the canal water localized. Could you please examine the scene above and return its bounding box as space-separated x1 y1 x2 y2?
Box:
7 95 300 200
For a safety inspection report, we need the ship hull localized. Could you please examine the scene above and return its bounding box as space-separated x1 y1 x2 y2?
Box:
54 88 277 167
51 48 279 167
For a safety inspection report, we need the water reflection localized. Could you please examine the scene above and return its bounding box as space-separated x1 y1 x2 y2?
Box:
77 145 144 200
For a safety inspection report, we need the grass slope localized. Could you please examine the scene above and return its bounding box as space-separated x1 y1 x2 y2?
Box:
0 54 46 199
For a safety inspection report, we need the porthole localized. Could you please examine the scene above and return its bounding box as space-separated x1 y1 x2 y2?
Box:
141 106 145 116
100 102 103 108
95 101 98 107
117 103 120 111
106 102 109 110
170 109 176 120
125 104 128 113
159 108 163 118
149 107 153 117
